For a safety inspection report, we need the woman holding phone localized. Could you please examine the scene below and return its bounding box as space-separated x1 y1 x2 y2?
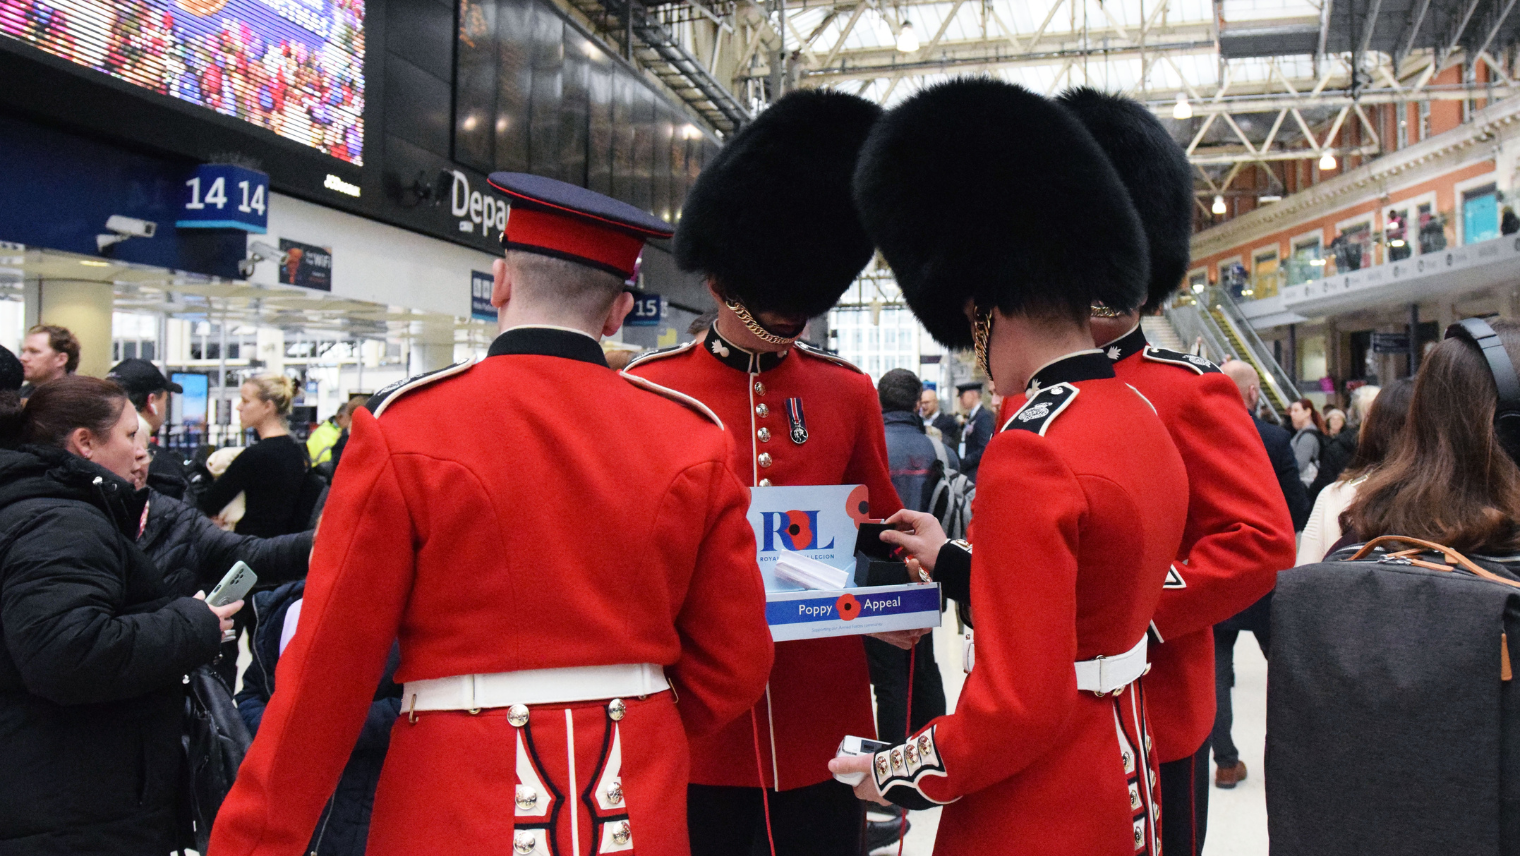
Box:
0 376 239 854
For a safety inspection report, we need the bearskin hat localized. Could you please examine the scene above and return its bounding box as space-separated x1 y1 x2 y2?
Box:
675 89 882 319
1058 87 1194 313
852 78 1149 349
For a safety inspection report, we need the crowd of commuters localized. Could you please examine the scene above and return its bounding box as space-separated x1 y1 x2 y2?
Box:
4 82 1520 856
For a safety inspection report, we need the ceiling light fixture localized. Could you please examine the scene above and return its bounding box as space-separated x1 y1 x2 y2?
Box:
1172 93 1193 120
1212 195 1227 215
896 20 919 53
1319 151 1337 170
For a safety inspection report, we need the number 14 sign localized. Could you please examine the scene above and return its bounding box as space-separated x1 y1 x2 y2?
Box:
176 164 269 234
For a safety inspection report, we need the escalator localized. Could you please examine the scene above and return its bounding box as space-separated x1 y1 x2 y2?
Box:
1163 287 1300 421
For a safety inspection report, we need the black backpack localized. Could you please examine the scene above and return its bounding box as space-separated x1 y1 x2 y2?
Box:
179 664 253 853
923 435 974 540
1267 535 1520 856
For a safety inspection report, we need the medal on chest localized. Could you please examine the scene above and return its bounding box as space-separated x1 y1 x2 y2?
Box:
784 397 808 445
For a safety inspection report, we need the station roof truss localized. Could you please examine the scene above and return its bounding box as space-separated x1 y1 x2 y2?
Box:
564 0 1520 201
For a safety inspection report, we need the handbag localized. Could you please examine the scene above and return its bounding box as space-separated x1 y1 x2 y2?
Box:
179 663 253 853
1267 535 1520 856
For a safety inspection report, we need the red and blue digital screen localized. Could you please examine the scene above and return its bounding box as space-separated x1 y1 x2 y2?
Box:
0 0 365 164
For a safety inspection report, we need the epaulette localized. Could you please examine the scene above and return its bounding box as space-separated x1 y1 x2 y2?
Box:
793 341 865 374
624 341 695 369
619 372 725 430
367 360 475 417
1001 383 1079 437
1142 347 1221 375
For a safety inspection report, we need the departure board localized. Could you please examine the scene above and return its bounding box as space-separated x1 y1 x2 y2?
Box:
0 0 365 164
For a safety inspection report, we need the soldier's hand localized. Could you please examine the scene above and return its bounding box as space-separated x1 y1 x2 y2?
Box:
828 754 890 805
880 510 949 573
868 629 931 650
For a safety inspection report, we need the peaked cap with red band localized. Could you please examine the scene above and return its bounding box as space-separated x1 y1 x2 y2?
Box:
487 172 675 279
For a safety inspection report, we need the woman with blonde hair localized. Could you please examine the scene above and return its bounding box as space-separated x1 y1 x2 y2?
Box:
198 374 311 537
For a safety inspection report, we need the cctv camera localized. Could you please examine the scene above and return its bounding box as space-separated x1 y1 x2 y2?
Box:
105 215 157 239
238 241 287 278
248 241 282 261
96 215 159 253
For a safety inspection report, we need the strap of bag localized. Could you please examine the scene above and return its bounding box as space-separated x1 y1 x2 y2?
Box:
928 435 949 469
1348 535 1520 589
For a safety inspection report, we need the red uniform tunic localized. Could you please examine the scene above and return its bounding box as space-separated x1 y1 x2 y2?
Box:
210 327 774 856
1104 324 1296 761
627 326 903 790
874 351 1188 855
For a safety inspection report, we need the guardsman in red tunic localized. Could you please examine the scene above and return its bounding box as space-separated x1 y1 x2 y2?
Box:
625 90 903 856
209 174 774 856
832 78 1189 855
1059 88 1297 856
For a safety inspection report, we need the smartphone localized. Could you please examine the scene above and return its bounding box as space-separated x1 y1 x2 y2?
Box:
833 735 891 786
855 522 900 562
206 561 257 607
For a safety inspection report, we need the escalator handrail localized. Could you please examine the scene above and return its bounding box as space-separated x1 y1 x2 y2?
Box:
1208 288 1302 403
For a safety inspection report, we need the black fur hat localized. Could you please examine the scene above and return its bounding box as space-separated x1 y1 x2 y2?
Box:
853 78 1149 349
1058 87 1194 313
675 89 882 319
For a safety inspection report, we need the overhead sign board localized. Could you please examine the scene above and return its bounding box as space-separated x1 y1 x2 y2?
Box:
626 293 664 327
1371 332 1411 353
471 271 496 322
176 164 270 233
278 239 332 291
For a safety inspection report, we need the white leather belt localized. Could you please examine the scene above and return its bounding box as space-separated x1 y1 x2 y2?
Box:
1074 636 1148 696
404 664 669 712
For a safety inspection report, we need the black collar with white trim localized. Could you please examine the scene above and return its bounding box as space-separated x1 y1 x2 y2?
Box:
487 326 608 367
1101 324 1148 364
702 322 790 374
1024 350 1115 395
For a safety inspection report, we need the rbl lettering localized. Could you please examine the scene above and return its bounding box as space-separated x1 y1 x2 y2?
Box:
760 510 835 552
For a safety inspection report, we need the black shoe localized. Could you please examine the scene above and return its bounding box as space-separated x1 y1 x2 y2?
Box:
865 816 910 852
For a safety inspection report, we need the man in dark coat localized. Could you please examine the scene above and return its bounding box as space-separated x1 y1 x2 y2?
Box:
865 369 951 850
919 387 960 447
955 381 995 482
237 580 400 856
1212 359 1309 788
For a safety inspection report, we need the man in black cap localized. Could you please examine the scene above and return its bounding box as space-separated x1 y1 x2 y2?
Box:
955 381 994 481
627 89 904 856
107 358 191 499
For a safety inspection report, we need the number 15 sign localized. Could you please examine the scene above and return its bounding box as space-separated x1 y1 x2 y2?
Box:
176 164 269 234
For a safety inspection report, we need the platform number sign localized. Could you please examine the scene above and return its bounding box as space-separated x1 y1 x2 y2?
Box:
627 293 663 327
176 164 270 234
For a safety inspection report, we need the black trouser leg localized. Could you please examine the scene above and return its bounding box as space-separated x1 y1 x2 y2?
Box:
1211 626 1240 768
864 633 947 746
688 779 864 856
1160 742 1211 856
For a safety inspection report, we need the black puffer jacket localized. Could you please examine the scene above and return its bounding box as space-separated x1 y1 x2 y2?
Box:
237 581 401 856
0 445 223 855
140 490 313 599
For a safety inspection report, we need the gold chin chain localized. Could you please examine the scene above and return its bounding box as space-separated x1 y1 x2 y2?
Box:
1090 301 1127 318
972 308 994 380
725 300 799 346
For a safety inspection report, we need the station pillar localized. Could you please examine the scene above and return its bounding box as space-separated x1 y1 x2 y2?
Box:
24 279 114 377
409 320 457 374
